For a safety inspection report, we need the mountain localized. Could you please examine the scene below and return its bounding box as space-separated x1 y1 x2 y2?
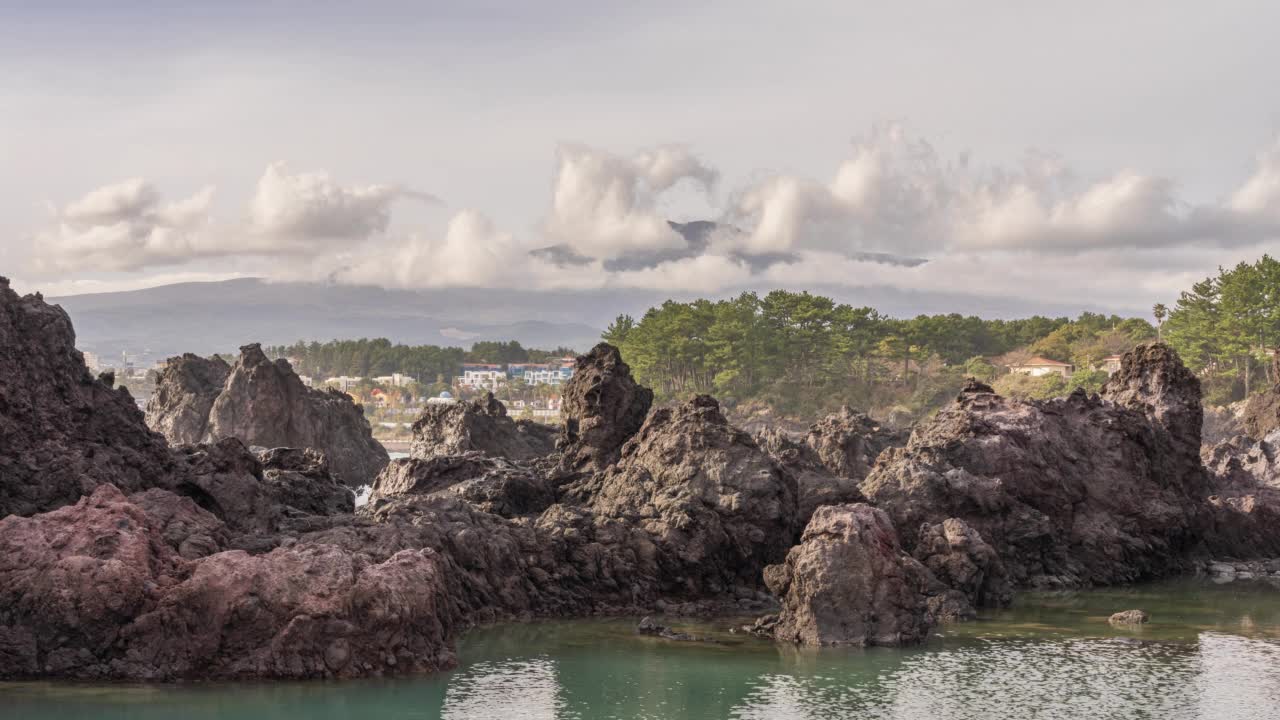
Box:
50 279 608 364
49 276 1139 368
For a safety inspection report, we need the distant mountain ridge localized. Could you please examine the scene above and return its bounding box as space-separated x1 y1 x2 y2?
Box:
49 273 1139 366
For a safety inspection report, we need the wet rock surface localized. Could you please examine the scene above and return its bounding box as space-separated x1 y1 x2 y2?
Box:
147 344 388 486
0 277 174 518
409 392 556 462
861 344 1211 588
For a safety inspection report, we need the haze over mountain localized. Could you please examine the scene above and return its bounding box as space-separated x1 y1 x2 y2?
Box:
51 274 1145 365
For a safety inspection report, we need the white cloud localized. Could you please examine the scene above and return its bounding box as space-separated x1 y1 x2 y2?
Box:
729 124 1280 258
336 209 523 289
30 179 217 272
246 162 436 250
543 143 717 259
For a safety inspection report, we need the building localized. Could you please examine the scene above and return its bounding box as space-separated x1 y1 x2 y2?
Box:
82 351 100 371
1008 357 1074 378
426 390 458 405
373 373 414 388
458 364 505 391
1098 354 1124 375
507 358 576 386
323 375 365 391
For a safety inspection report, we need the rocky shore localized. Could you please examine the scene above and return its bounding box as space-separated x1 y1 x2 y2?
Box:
2 275 1280 680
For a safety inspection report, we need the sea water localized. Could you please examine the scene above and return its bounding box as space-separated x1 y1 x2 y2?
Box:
4 578 1279 719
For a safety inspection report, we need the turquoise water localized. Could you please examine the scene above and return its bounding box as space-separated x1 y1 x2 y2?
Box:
4 578 1280 719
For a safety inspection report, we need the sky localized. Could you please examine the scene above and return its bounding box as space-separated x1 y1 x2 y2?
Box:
3 0 1280 316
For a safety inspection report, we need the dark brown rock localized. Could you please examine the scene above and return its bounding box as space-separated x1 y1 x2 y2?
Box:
409 392 555 462
368 453 552 518
557 343 654 473
1242 385 1280 441
147 344 388 486
563 395 797 597
0 277 174 518
861 344 1211 588
145 353 230 444
760 503 963 646
915 518 1012 608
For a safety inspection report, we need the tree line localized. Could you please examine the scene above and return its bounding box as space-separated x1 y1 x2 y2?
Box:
603 290 1156 419
264 338 576 384
1163 255 1280 403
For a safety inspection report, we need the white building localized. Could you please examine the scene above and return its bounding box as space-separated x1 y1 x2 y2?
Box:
458 364 505 391
1008 357 1074 379
373 373 414 387
323 375 365 391
82 351 100 371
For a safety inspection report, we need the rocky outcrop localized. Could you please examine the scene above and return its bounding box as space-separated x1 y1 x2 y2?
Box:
368 453 552 518
804 406 908 479
1203 400 1248 446
861 344 1212 589
1242 385 1280 440
757 406 908 524
409 392 555 462
557 343 654 473
914 518 1012 608
0 277 173 518
1108 609 1150 626
756 504 964 646
144 353 230 444
563 395 798 597
1201 430 1280 558
147 344 388 486
0 484 454 680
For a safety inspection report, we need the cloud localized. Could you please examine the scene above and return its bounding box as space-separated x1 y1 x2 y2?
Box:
335 209 524 289
728 124 1280 257
246 162 437 250
542 143 718 260
29 179 217 272
28 164 436 274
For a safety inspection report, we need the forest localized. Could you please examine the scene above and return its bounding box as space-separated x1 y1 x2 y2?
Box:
266 254 1280 424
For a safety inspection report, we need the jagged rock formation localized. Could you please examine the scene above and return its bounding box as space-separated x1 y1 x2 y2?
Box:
755 503 966 646
147 344 388 486
1242 384 1280 440
0 277 174 518
0 485 454 680
409 392 555 462
368 453 552 518
557 343 654 474
1203 400 1248 446
1201 430 1280 557
144 353 230 444
805 407 909 479
861 344 1212 588
914 518 1012 608
562 395 798 596
757 406 908 523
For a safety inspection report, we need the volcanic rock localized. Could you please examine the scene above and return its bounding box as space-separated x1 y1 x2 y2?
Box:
0 277 173 518
861 344 1211 588
144 353 230 444
368 452 552 518
1201 430 1280 558
0 484 455 680
914 518 1013 608
147 344 388 486
1242 384 1280 440
409 392 555 462
759 503 964 646
1108 609 1150 626
562 395 798 596
557 343 654 473
757 407 907 524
